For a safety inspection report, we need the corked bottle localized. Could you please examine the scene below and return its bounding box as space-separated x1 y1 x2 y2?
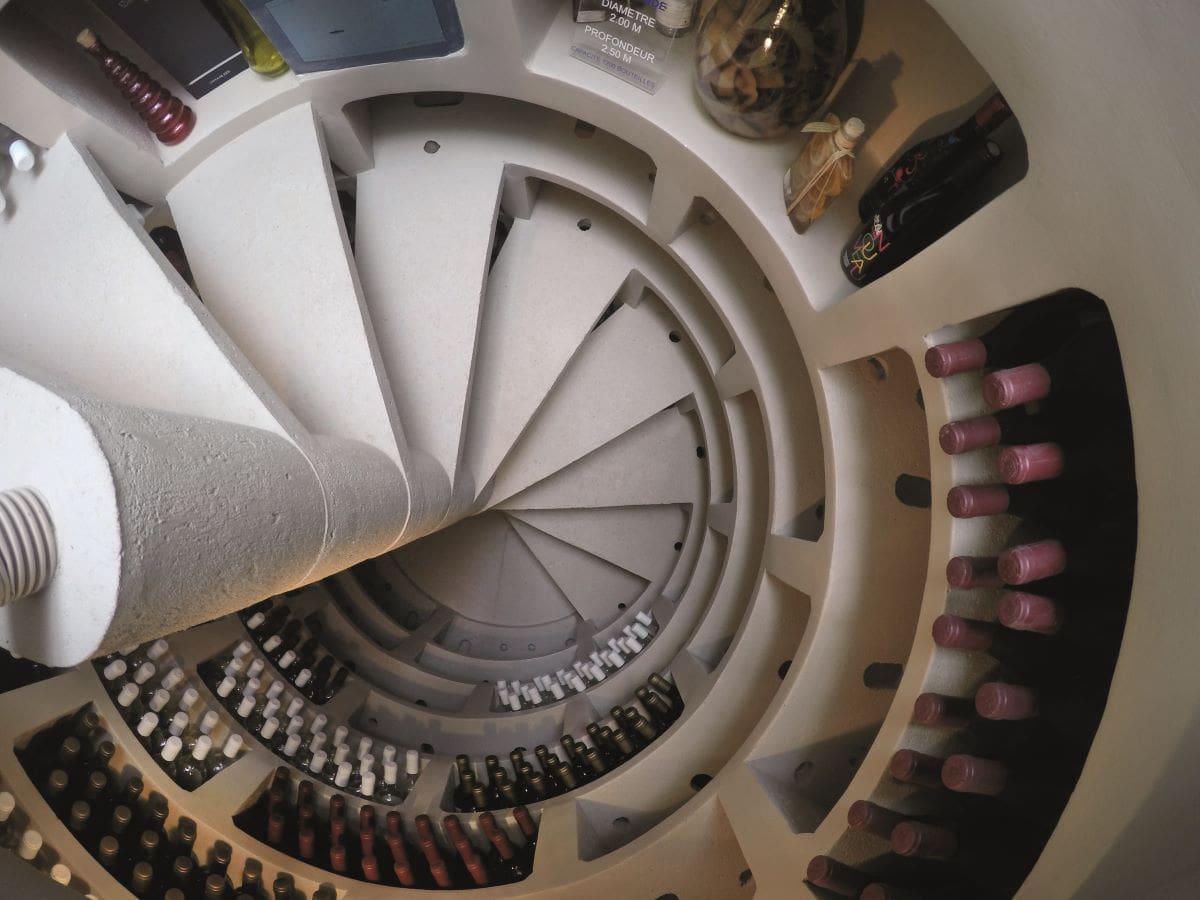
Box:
74 30 195 145
784 114 866 233
695 0 849 138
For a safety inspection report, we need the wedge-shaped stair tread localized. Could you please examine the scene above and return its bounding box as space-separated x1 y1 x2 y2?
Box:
391 511 575 627
168 103 403 462
508 506 687 584
355 105 506 485
462 185 636 498
508 518 646 625
0 138 290 437
499 407 705 510
487 300 698 505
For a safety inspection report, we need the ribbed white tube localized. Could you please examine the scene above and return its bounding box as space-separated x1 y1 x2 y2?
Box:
0 488 55 605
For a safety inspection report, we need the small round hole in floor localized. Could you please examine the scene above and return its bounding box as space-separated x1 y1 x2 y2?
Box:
613 816 630 828
689 773 712 791
415 698 427 707
618 603 627 610
420 742 434 753
577 218 592 231
793 761 814 781
423 140 440 154
739 869 753 887
668 331 681 343
499 642 509 652
696 446 706 458
777 660 791 679
673 541 683 551
867 356 888 380
527 642 536 652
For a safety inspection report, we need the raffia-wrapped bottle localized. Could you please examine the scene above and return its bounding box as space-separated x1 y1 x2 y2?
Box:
783 114 865 232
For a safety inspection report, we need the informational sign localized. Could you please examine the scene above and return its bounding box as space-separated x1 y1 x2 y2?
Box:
570 1 686 95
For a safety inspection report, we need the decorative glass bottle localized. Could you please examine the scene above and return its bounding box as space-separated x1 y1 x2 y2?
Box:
695 0 849 138
783 113 865 232
212 0 289 77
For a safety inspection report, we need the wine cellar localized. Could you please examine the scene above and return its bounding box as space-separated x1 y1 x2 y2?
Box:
0 0 1194 898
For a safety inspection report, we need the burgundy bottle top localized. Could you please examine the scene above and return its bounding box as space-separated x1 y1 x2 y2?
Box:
983 363 1053 409
947 484 1010 518
386 810 403 835
477 811 498 836
513 805 537 838
362 855 380 881
998 539 1067 584
925 339 988 378
267 812 285 845
386 833 408 861
330 844 347 872
805 855 870 894
939 416 1003 454
890 821 958 859
975 682 1038 721
847 800 905 839
888 749 945 786
359 805 376 830
430 859 452 887
946 555 1002 589
998 590 1064 634
999 442 1065 484
297 828 315 858
912 692 971 725
942 754 1008 795
443 814 465 840
932 614 995 652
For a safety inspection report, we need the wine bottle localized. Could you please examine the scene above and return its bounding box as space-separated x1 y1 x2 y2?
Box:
945 480 1132 527
841 141 1003 287
912 692 977 727
805 855 872 897
924 291 1103 378
998 534 1133 587
887 749 946 788
859 92 1010 220
130 860 155 895
178 735 212 790
981 322 1125 411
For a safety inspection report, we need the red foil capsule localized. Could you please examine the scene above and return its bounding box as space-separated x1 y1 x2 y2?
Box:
939 416 1004 454
890 821 959 860
887 749 946 788
847 800 906 839
925 339 988 378
932 614 995 652
805 855 871 897
998 540 1067 584
975 682 1039 721
999 442 1065 484
998 591 1065 634
942 754 1008 795
982 363 1053 409
946 555 1003 589
913 692 974 726
947 484 1011 518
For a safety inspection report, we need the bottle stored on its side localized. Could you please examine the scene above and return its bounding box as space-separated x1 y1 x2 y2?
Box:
924 291 1104 379
841 141 1002 287
858 92 1010 220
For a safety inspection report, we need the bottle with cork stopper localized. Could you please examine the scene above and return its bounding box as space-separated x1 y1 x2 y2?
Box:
75 29 195 146
784 115 866 233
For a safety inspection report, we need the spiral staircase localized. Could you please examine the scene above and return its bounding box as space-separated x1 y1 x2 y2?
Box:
0 0 1198 897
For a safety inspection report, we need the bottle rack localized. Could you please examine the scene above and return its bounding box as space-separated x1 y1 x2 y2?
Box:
806 291 1137 898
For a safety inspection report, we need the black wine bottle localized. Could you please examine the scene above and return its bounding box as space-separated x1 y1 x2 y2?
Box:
859 92 1010 219
842 141 1002 287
